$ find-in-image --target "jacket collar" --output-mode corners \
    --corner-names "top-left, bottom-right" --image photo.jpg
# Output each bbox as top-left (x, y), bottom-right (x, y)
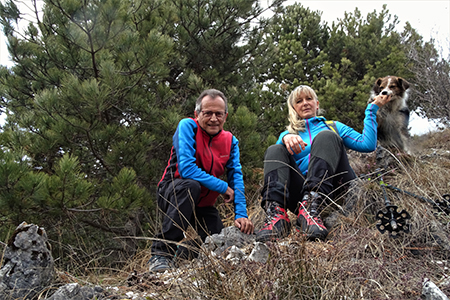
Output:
top-left (193, 118), bottom-right (222, 138)
top-left (306, 115), bottom-right (327, 123)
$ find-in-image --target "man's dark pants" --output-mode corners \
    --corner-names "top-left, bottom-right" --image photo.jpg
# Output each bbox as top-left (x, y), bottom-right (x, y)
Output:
top-left (151, 178), bottom-right (223, 258)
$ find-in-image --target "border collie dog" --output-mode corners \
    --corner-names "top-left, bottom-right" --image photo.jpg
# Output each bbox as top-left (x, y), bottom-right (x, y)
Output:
top-left (368, 76), bottom-right (410, 153)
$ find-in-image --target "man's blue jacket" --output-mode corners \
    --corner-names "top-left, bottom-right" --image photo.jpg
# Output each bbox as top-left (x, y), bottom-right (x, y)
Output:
top-left (159, 118), bottom-right (248, 220)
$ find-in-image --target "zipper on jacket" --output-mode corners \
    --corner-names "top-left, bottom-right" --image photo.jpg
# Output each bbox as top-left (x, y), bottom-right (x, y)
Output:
top-left (306, 119), bottom-right (312, 144)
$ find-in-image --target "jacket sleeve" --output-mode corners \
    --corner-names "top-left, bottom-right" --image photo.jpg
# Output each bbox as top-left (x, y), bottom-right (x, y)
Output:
top-left (336, 103), bottom-right (380, 152)
top-left (276, 131), bottom-right (290, 144)
top-left (226, 136), bottom-right (248, 219)
top-left (175, 119), bottom-right (228, 194)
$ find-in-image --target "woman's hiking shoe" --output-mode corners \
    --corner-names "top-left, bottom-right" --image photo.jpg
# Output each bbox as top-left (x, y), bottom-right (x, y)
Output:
top-left (296, 192), bottom-right (328, 241)
top-left (148, 255), bottom-right (174, 273)
top-left (256, 201), bottom-right (291, 242)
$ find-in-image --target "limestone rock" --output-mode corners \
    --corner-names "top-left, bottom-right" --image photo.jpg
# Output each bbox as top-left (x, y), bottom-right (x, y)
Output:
top-left (247, 242), bottom-right (270, 263)
top-left (0, 222), bottom-right (55, 300)
top-left (46, 283), bottom-right (104, 300)
top-left (202, 226), bottom-right (255, 256)
top-left (422, 279), bottom-right (449, 300)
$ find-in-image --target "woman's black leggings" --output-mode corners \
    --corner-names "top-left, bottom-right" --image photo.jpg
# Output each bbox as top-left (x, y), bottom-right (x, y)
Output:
top-left (260, 130), bottom-right (356, 213)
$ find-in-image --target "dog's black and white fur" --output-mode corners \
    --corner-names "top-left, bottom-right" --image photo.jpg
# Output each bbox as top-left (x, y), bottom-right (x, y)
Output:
top-left (368, 76), bottom-right (410, 153)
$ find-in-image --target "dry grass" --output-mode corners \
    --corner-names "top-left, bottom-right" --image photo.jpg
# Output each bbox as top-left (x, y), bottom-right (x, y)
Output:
top-left (48, 129), bottom-right (450, 299)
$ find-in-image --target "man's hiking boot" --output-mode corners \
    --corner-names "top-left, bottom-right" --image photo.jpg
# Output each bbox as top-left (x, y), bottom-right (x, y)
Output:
top-left (256, 201), bottom-right (291, 242)
top-left (148, 255), bottom-right (174, 273)
top-left (296, 191), bottom-right (328, 241)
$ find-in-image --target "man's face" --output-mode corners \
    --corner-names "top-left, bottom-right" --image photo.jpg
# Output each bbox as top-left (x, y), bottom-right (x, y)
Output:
top-left (194, 95), bottom-right (228, 136)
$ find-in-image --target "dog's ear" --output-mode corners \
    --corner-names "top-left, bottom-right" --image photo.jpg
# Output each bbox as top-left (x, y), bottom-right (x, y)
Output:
top-left (373, 78), bottom-right (383, 94)
top-left (398, 77), bottom-right (410, 90)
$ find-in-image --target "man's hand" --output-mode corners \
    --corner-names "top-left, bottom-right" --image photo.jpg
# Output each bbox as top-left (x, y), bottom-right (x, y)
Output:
top-left (223, 186), bottom-right (234, 203)
top-left (235, 218), bottom-right (254, 234)
top-left (283, 133), bottom-right (308, 155)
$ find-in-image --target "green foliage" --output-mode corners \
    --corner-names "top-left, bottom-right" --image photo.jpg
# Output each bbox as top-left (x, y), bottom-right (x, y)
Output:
top-left (1, 0), bottom-right (174, 184)
top-left (263, 3), bottom-right (329, 84)
top-left (44, 154), bottom-right (94, 209)
top-left (0, 147), bottom-right (46, 232)
top-left (0, 144), bottom-right (152, 269)
top-left (0, 0), bottom-right (446, 272)
top-left (160, 0), bottom-right (284, 115)
top-left (98, 167), bottom-right (147, 210)
top-left (0, 0), bottom-right (167, 269)
top-left (255, 4), bottom-right (419, 133)
top-left (316, 6), bottom-right (415, 131)
top-left (226, 105), bottom-right (264, 170)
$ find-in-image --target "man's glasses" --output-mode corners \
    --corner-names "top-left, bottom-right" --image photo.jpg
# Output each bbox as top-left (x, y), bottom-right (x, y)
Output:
top-left (201, 111), bottom-right (226, 119)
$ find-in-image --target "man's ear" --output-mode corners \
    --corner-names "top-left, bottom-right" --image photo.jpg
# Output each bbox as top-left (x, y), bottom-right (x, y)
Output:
top-left (194, 111), bottom-right (199, 119)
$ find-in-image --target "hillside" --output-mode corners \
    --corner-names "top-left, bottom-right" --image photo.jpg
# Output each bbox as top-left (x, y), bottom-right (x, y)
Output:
top-left (100, 129), bottom-right (450, 299)
top-left (3, 129), bottom-right (450, 300)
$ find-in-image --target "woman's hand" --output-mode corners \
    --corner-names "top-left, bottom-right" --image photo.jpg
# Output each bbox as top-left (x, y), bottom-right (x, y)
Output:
top-left (283, 134), bottom-right (308, 155)
top-left (372, 94), bottom-right (392, 107)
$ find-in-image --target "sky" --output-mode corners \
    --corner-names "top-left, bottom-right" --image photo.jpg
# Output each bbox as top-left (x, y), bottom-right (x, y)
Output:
top-left (1, 0), bottom-right (449, 135)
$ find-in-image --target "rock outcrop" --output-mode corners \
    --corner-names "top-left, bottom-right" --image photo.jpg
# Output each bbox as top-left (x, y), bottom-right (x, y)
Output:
top-left (0, 222), bottom-right (55, 300)
top-left (46, 283), bottom-right (105, 300)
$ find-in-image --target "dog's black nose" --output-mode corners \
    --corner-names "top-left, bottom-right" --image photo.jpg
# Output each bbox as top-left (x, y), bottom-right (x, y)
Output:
top-left (381, 90), bottom-right (392, 95)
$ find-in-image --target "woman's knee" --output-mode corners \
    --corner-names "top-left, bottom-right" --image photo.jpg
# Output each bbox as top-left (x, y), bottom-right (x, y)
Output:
top-left (310, 130), bottom-right (347, 175)
top-left (314, 130), bottom-right (340, 143)
top-left (263, 144), bottom-right (292, 175)
top-left (312, 130), bottom-right (343, 150)
top-left (264, 144), bottom-right (289, 160)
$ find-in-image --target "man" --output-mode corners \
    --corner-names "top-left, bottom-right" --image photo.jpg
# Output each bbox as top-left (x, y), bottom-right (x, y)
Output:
top-left (149, 89), bottom-right (254, 272)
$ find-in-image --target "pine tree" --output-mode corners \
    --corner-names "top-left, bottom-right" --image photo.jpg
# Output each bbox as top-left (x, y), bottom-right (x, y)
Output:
top-left (0, 0), bottom-right (173, 268)
top-left (246, 3), bottom-right (330, 140)
top-left (0, 0), bottom-right (442, 271)
top-left (157, 0), bottom-right (284, 170)
top-left (316, 5), bottom-right (414, 131)
top-left (158, 0), bottom-right (284, 115)
top-left (0, 0), bottom-right (285, 269)
top-left (262, 3), bottom-right (329, 85)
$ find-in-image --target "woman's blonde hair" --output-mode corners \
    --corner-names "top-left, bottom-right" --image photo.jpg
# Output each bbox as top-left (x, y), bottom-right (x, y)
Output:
top-left (286, 85), bottom-right (319, 134)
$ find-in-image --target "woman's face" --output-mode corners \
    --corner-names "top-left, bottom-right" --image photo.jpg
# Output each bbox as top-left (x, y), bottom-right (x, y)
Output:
top-left (293, 91), bottom-right (319, 119)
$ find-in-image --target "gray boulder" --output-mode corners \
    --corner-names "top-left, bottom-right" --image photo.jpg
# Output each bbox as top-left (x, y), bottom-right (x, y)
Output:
top-left (202, 226), bottom-right (255, 256)
top-left (0, 222), bottom-right (55, 300)
top-left (422, 279), bottom-right (449, 300)
top-left (46, 283), bottom-right (104, 300)
top-left (247, 242), bottom-right (270, 263)
top-left (201, 226), bottom-right (269, 263)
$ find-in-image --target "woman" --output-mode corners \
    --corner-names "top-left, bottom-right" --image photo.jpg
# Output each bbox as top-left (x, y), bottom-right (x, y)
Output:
top-left (256, 85), bottom-right (391, 242)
